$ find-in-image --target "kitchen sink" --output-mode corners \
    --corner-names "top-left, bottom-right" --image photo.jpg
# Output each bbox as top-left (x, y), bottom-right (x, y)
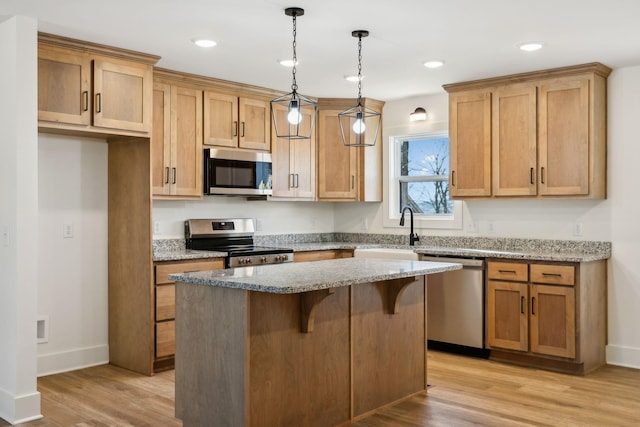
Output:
top-left (353, 247), bottom-right (419, 260)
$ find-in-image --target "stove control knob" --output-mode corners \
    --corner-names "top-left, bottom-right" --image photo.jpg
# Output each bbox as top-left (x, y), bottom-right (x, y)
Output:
top-left (246, 257), bottom-right (252, 264)
top-left (260, 256), bottom-right (268, 263)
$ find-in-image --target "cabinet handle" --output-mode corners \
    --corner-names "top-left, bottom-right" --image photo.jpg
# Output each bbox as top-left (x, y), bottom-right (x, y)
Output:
top-left (531, 297), bottom-right (536, 315)
top-left (451, 170), bottom-right (456, 187)
top-left (289, 174), bottom-right (294, 189)
top-left (351, 175), bottom-right (355, 189)
top-left (520, 296), bottom-right (525, 314)
top-left (530, 168), bottom-right (534, 185)
top-left (295, 174), bottom-right (299, 188)
top-left (165, 167), bottom-right (170, 184)
top-left (241, 122), bottom-right (246, 137)
top-left (95, 93), bottom-right (101, 113)
top-left (172, 167), bottom-right (177, 184)
top-left (498, 269), bottom-right (517, 274)
top-left (82, 91), bottom-right (89, 112)
top-left (540, 167), bottom-right (545, 184)
top-left (233, 121), bottom-right (238, 137)
top-left (542, 272), bottom-right (562, 277)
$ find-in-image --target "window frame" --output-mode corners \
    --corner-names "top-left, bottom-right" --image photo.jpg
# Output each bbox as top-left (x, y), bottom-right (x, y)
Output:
top-left (383, 131), bottom-right (463, 230)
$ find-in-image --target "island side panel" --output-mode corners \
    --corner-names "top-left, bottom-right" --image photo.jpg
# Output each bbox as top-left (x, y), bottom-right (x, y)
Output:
top-left (248, 287), bottom-right (351, 427)
top-left (351, 276), bottom-right (427, 417)
top-left (175, 283), bottom-right (249, 427)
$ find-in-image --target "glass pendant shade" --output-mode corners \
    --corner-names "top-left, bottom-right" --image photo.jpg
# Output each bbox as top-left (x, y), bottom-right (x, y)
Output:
top-left (271, 7), bottom-right (317, 140)
top-left (339, 30), bottom-right (381, 147)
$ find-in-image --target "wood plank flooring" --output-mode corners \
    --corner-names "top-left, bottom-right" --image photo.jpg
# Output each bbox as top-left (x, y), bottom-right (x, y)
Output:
top-left (2, 351), bottom-right (639, 426)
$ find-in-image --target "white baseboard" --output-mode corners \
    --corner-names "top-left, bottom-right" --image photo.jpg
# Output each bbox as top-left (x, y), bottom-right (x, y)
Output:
top-left (606, 344), bottom-right (640, 369)
top-left (37, 344), bottom-right (109, 377)
top-left (0, 388), bottom-right (42, 425)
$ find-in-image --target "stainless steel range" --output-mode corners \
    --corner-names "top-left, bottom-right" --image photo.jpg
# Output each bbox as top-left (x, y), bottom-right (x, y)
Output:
top-left (185, 218), bottom-right (294, 268)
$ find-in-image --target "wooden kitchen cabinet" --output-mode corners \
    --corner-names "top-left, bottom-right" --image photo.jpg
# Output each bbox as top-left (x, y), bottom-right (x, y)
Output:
top-left (294, 249), bottom-right (354, 263)
top-left (271, 104), bottom-right (316, 199)
top-left (204, 91), bottom-right (271, 151)
top-left (152, 82), bottom-right (203, 199)
top-left (486, 259), bottom-right (604, 374)
top-left (444, 63), bottom-right (611, 200)
top-left (153, 258), bottom-right (224, 372)
top-left (449, 90), bottom-right (492, 197)
top-left (316, 98), bottom-right (384, 202)
top-left (38, 33), bottom-right (158, 136)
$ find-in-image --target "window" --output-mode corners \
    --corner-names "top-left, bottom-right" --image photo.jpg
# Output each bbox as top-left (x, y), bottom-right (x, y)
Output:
top-left (385, 131), bottom-right (462, 230)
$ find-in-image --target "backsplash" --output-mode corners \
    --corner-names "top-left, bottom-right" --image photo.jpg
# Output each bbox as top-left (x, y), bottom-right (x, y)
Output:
top-left (154, 233), bottom-right (611, 256)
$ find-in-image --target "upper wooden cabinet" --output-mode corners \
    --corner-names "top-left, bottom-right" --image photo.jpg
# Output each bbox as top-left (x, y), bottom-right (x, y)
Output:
top-left (152, 82), bottom-right (203, 199)
top-left (444, 63), bottom-right (611, 200)
top-left (449, 91), bottom-right (492, 197)
top-left (316, 98), bottom-right (384, 202)
top-left (271, 104), bottom-right (316, 199)
top-left (38, 33), bottom-right (158, 136)
top-left (204, 91), bottom-right (271, 151)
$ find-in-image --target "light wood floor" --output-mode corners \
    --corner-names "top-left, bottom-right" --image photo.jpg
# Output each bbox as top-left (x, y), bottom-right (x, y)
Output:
top-left (2, 351), bottom-right (639, 426)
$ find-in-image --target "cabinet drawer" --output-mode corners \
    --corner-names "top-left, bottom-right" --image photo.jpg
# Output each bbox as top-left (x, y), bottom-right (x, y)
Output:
top-left (155, 321), bottom-right (175, 358)
top-left (530, 264), bottom-right (575, 286)
top-left (156, 284), bottom-right (175, 321)
top-left (487, 262), bottom-right (529, 282)
top-left (155, 259), bottom-right (224, 284)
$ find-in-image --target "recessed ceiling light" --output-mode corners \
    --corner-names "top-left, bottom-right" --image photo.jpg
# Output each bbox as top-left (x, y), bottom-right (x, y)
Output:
top-left (423, 60), bottom-right (444, 69)
top-left (279, 59), bottom-right (298, 67)
top-left (518, 42), bottom-right (544, 52)
top-left (192, 38), bottom-right (217, 48)
top-left (345, 75), bottom-right (364, 82)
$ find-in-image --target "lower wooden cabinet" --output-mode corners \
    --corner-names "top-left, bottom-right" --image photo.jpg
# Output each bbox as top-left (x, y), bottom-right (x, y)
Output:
top-left (486, 259), bottom-right (605, 374)
top-left (294, 249), bottom-right (354, 263)
top-left (153, 258), bottom-right (224, 372)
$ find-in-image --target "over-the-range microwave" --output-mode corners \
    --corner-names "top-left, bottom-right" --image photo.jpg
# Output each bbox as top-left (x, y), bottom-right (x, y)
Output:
top-left (204, 148), bottom-right (273, 196)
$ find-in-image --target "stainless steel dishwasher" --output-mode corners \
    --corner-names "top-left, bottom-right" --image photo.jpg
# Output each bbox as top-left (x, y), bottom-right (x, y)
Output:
top-left (422, 255), bottom-right (487, 355)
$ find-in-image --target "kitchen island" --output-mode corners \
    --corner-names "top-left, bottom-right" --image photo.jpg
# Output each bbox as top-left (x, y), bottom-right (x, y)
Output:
top-left (169, 257), bottom-right (461, 427)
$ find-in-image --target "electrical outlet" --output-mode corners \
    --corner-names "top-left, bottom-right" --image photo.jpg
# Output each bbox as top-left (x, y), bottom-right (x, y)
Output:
top-left (63, 222), bottom-right (74, 239)
top-left (573, 222), bottom-right (583, 237)
top-left (466, 221), bottom-right (478, 233)
top-left (2, 225), bottom-right (8, 247)
top-left (487, 221), bottom-right (496, 234)
top-left (153, 221), bottom-right (161, 234)
top-left (360, 217), bottom-right (369, 231)
top-left (310, 217), bottom-right (317, 229)
top-left (255, 218), bottom-right (263, 231)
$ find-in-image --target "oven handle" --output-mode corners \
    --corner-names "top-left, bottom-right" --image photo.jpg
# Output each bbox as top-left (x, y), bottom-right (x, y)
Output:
top-left (421, 256), bottom-right (484, 269)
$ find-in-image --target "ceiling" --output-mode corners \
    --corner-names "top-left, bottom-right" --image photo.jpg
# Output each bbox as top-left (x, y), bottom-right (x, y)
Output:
top-left (3, 0), bottom-right (640, 101)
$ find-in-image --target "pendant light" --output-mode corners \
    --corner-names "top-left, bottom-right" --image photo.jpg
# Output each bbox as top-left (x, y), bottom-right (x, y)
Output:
top-left (339, 30), bottom-right (381, 147)
top-left (271, 7), bottom-right (317, 140)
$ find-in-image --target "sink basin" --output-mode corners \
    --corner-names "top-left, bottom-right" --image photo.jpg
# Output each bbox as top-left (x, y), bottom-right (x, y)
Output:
top-left (353, 248), bottom-right (419, 260)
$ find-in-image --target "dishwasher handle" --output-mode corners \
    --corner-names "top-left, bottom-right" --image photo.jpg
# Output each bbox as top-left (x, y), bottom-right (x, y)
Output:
top-left (421, 256), bottom-right (484, 269)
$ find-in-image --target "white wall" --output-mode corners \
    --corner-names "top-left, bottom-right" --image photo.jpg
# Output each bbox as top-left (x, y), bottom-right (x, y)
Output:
top-left (335, 69), bottom-right (640, 368)
top-left (37, 134), bottom-right (109, 375)
top-left (0, 15), bottom-right (42, 425)
top-left (153, 199), bottom-right (335, 238)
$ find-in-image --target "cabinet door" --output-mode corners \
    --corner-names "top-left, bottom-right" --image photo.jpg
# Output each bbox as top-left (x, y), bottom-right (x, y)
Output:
top-left (538, 78), bottom-right (589, 196)
top-left (317, 109), bottom-right (358, 200)
top-left (493, 85), bottom-right (537, 196)
top-left (239, 97), bottom-right (271, 151)
top-left (530, 284), bottom-right (576, 358)
top-left (203, 91), bottom-right (239, 147)
top-left (151, 83), bottom-right (172, 196)
top-left (449, 91), bottom-right (492, 197)
top-left (487, 280), bottom-right (528, 351)
top-left (271, 105), bottom-right (295, 197)
top-left (291, 109), bottom-right (316, 199)
top-left (38, 46), bottom-right (91, 125)
top-left (170, 86), bottom-right (203, 197)
top-left (93, 59), bottom-right (152, 132)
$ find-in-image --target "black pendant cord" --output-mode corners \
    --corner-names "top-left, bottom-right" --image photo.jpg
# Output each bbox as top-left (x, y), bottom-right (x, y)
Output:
top-left (291, 12), bottom-right (298, 96)
top-left (356, 33), bottom-right (363, 107)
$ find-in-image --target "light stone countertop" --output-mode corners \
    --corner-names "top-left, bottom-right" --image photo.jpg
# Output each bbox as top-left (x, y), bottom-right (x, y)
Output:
top-left (168, 258), bottom-right (461, 294)
top-left (153, 249), bottom-right (227, 262)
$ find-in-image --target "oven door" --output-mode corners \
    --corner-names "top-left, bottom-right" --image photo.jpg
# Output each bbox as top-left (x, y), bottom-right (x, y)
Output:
top-left (204, 149), bottom-right (272, 196)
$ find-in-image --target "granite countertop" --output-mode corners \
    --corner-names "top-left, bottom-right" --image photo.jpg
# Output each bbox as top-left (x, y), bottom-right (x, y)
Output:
top-left (168, 258), bottom-right (461, 294)
top-left (153, 249), bottom-right (227, 262)
top-left (275, 242), bottom-right (608, 263)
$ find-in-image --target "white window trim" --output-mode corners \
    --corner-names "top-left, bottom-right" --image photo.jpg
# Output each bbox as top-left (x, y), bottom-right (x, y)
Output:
top-left (383, 132), bottom-right (463, 230)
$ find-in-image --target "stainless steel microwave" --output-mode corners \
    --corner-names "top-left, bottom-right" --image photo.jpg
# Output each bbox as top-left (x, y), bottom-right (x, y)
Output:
top-left (204, 148), bottom-right (273, 196)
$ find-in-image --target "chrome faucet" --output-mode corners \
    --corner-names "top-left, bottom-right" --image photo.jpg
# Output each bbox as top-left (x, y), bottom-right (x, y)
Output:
top-left (400, 206), bottom-right (420, 246)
